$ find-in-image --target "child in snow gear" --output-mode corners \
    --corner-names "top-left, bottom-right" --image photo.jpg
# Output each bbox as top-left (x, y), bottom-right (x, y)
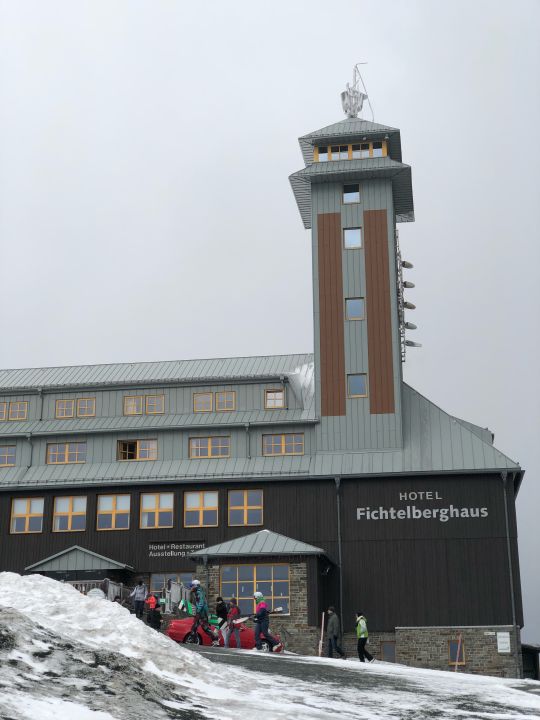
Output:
top-left (326, 606), bottom-right (346, 659)
top-left (189, 580), bottom-right (220, 645)
top-left (253, 592), bottom-right (282, 652)
top-left (147, 602), bottom-right (163, 631)
top-left (355, 611), bottom-right (374, 663)
top-left (130, 580), bottom-right (148, 619)
top-left (224, 597), bottom-right (241, 648)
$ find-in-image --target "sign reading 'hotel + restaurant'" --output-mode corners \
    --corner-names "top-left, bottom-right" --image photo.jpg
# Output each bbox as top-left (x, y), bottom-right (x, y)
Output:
top-left (148, 541), bottom-right (205, 558)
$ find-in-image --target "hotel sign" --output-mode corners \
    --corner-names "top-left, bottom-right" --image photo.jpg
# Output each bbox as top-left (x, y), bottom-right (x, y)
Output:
top-left (357, 490), bottom-right (489, 523)
top-left (148, 541), bottom-right (205, 559)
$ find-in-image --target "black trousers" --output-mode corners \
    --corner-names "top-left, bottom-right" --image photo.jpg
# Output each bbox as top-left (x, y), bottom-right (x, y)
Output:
top-left (327, 635), bottom-right (345, 658)
top-left (357, 637), bottom-right (373, 662)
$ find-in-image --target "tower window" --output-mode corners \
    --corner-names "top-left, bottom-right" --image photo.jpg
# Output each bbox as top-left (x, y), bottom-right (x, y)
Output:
top-left (317, 146), bottom-right (328, 161)
top-left (360, 143), bottom-right (370, 158)
top-left (351, 144), bottom-right (361, 159)
top-left (331, 145), bottom-right (348, 160)
top-left (343, 184), bottom-right (360, 204)
top-left (346, 298), bottom-right (365, 320)
top-left (372, 141), bottom-right (383, 157)
top-left (348, 374), bottom-right (368, 398)
top-left (344, 228), bottom-right (362, 249)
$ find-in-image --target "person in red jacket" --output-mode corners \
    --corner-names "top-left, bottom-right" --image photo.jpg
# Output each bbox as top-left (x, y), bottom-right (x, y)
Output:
top-left (224, 597), bottom-right (241, 648)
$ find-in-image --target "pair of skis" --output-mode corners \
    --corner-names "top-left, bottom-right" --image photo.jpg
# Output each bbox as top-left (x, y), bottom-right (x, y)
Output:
top-left (233, 606), bottom-right (284, 625)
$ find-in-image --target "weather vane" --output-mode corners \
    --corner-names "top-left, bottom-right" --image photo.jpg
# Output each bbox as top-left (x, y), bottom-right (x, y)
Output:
top-left (341, 63), bottom-right (374, 121)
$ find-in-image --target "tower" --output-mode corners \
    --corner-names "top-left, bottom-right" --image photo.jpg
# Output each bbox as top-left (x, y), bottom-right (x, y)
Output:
top-left (290, 72), bottom-right (414, 452)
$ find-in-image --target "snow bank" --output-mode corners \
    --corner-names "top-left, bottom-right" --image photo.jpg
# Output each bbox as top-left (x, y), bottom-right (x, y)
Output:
top-left (1, 572), bottom-right (540, 720)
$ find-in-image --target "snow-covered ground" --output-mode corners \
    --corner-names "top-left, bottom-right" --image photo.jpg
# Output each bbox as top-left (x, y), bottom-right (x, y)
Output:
top-left (0, 572), bottom-right (539, 719)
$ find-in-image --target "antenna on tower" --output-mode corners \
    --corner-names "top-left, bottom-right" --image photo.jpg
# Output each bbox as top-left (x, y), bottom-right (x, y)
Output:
top-left (341, 63), bottom-right (375, 122)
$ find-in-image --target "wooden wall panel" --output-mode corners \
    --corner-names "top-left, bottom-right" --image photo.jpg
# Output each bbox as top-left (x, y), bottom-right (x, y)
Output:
top-left (317, 212), bottom-right (346, 417)
top-left (364, 209), bottom-right (395, 414)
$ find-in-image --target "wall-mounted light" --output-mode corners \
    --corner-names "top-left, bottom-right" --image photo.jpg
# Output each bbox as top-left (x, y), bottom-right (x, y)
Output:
top-left (405, 322), bottom-right (417, 330)
top-left (403, 281), bottom-right (415, 289)
top-left (404, 301), bottom-right (416, 310)
top-left (402, 260), bottom-right (414, 269)
top-left (405, 340), bottom-right (422, 348)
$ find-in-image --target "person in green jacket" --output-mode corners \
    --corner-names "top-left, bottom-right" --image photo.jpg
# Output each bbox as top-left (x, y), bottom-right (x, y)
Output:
top-left (355, 611), bottom-right (374, 663)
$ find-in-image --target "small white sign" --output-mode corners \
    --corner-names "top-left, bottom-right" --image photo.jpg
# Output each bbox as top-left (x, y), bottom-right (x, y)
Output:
top-left (497, 631), bottom-right (511, 653)
top-left (484, 631), bottom-right (496, 636)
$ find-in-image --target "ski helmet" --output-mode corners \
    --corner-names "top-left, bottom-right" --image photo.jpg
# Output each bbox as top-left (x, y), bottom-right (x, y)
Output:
top-left (253, 591), bottom-right (263, 599)
top-left (190, 579), bottom-right (200, 588)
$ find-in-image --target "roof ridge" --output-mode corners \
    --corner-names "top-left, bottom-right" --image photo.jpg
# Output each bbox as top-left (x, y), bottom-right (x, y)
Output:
top-left (0, 352), bottom-right (314, 376)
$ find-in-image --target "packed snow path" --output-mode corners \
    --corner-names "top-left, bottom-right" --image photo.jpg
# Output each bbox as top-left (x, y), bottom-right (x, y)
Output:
top-left (0, 573), bottom-right (539, 719)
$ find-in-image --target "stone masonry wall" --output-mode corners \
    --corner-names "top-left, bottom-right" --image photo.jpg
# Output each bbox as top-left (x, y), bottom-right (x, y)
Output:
top-left (196, 561), bottom-right (320, 656)
top-left (395, 626), bottom-right (522, 678)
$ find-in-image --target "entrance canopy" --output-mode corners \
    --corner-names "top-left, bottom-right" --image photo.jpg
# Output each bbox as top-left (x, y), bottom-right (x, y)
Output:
top-left (25, 545), bottom-right (134, 573)
top-left (189, 529), bottom-right (326, 561)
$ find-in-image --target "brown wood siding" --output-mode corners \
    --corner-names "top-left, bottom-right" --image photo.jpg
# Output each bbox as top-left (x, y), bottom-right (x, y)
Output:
top-left (364, 209), bottom-right (395, 414)
top-left (317, 212), bottom-right (346, 416)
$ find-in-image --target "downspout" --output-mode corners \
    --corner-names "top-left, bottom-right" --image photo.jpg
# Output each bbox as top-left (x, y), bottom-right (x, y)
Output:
top-left (26, 433), bottom-right (34, 468)
top-left (245, 424), bottom-right (251, 459)
top-left (334, 476), bottom-right (343, 621)
top-left (501, 471), bottom-right (520, 678)
top-left (37, 388), bottom-right (44, 421)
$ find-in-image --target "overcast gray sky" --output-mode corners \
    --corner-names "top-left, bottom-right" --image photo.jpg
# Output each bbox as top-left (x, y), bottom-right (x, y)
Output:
top-left (1, 0), bottom-right (539, 641)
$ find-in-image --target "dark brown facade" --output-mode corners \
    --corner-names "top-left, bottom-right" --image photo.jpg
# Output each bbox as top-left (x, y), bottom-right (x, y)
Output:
top-left (317, 212), bottom-right (346, 417)
top-left (364, 209), bottom-right (395, 414)
top-left (0, 473), bottom-right (523, 635)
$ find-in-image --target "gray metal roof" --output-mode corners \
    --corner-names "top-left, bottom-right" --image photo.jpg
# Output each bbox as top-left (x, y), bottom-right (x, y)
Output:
top-left (298, 118), bottom-right (402, 165)
top-left (0, 353), bottom-right (313, 392)
top-left (25, 545), bottom-right (133, 572)
top-left (0, 408), bottom-right (317, 438)
top-left (190, 529), bottom-right (325, 558)
top-left (289, 157), bottom-right (414, 228)
top-left (0, 383), bottom-right (519, 491)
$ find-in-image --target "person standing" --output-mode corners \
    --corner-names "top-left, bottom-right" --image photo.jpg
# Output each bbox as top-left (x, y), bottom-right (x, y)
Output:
top-left (356, 611), bottom-right (374, 663)
top-left (224, 597), bottom-right (241, 649)
top-left (145, 593), bottom-right (157, 622)
top-left (215, 596), bottom-right (228, 641)
top-left (253, 591), bottom-right (282, 652)
top-left (326, 606), bottom-right (346, 659)
top-left (189, 579), bottom-right (220, 646)
top-left (130, 580), bottom-right (148, 619)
